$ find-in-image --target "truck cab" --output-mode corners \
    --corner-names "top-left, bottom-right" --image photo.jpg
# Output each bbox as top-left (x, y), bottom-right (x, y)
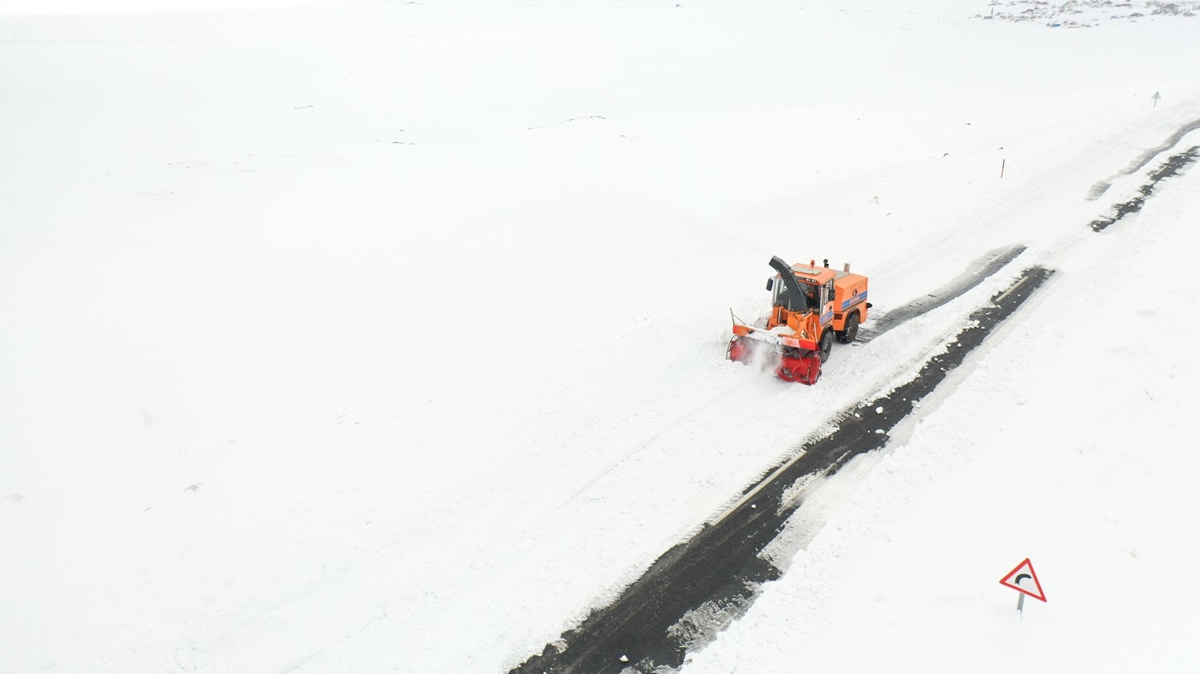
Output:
top-left (765, 258), bottom-right (869, 354)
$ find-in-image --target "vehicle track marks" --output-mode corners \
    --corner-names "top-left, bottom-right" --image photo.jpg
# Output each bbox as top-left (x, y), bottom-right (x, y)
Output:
top-left (1090, 145), bottom-right (1200, 232)
top-left (857, 244), bottom-right (1026, 343)
top-left (1089, 116), bottom-right (1200, 200)
top-left (556, 382), bottom-right (762, 510)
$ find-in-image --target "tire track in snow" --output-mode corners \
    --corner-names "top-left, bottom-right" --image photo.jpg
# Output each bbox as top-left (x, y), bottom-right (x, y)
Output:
top-left (511, 266), bottom-right (1054, 674)
top-left (1088, 116), bottom-right (1200, 200)
top-left (556, 382), bottom-right (767, 510)
top-left (857, 243), bottom-right (1026, 343)
top-left (1089, 145), bottom-right (1200, 232)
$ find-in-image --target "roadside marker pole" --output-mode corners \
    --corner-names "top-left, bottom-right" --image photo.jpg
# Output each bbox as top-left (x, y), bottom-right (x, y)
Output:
top-left (1001, 158), bottom-right (1006, 178)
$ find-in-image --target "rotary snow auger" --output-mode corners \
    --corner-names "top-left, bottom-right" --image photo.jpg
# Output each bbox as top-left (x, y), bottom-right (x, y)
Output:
top-left (727, 256), bottom-right (871, 384)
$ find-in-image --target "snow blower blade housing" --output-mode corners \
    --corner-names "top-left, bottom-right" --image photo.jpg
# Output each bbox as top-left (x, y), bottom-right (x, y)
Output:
top-left (727, 256), bottom-right (871, 384)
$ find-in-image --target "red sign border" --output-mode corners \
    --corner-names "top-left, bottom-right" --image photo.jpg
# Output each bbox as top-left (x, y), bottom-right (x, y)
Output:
top-left (999, 557), bottom-right (1046, 602)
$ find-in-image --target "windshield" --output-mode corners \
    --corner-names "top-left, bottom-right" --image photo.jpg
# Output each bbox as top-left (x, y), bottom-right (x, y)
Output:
top-left (771, 277), bottom-right (787, 306)
top-left (772, 277), bottom-right (817, 312)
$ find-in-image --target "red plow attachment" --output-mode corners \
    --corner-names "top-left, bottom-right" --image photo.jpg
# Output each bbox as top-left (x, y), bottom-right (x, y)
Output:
top-left (727, 336), bottom-right (822, 385)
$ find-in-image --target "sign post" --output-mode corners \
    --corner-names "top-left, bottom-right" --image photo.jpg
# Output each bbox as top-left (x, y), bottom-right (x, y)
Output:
top-left (999, 558), bottom-right (1046, 615)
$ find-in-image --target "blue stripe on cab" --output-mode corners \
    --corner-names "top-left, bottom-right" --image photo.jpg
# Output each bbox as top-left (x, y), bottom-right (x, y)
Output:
top-left (841, 291), bottom-right (868, 311)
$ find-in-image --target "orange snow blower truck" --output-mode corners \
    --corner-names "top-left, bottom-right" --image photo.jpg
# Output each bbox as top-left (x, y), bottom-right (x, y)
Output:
top-left (727, 256), bottom-right (871, 384)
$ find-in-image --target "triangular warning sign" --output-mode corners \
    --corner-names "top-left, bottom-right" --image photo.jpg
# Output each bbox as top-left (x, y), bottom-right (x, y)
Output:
top-left (1000, 558), bottom-right (1047, 602)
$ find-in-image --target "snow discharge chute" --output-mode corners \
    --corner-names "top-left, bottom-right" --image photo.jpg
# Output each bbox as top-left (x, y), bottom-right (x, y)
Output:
top-left (768, 255), bottom-right (809, 313)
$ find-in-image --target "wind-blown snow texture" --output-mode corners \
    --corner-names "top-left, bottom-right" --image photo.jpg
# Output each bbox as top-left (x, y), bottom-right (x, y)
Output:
top-left (2, 2), bottom-right (1199, 673)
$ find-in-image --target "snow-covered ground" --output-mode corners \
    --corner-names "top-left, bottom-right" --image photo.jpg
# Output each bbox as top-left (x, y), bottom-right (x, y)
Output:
top-left (2, 1), bottom-right (1198, 672)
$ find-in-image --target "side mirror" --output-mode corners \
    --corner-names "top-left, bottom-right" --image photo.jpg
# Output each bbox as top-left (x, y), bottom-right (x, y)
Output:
top-left (765, 278), bottom-right (774, 291)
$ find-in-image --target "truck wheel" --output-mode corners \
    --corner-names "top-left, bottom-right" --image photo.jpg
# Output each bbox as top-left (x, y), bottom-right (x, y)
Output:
top-left (817, 329), bottom-right (833, 362)
top-left (836, 311), bottom-right (860, 344)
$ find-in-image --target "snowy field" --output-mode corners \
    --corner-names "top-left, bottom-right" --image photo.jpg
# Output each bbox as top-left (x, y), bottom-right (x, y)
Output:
top-left (2, 1), bottom-right (1199, 672)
